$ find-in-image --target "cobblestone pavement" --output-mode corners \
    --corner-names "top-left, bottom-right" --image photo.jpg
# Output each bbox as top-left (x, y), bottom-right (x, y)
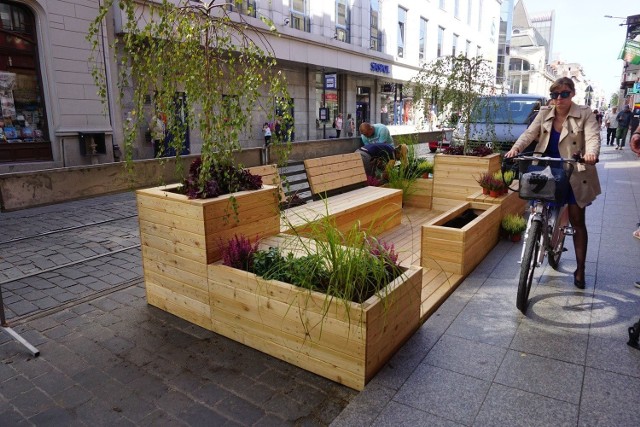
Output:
top-left (0, 193), bottom-right (356, 426)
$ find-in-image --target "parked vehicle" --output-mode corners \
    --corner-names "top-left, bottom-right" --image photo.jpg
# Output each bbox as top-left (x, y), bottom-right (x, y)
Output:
top-left (428, 128), bottom-right (453, 153)
top-left (452, 94), bottom-right (547, 151)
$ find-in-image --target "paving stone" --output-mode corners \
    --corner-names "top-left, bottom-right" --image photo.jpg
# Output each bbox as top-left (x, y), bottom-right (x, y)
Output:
top-left (8, 386), bottom-right (56, 418)
top-left (393, 363), bottom-right (490, 425)
top-left (371, 400), bottom-right (462, 427)
top-left (216, 393), bottom-right (266, 425)
top-left (494, 350), bottom-right (584, 405)
top-left (474, 383), bottom-right (578, 427)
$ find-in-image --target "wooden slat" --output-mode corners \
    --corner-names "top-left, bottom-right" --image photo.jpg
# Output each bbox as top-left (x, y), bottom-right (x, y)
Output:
top-left (304, 153), bottom-right (367, 195)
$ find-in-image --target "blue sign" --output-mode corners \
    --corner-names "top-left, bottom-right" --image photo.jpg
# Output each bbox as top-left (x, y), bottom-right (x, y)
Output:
top-left (324, 74), bottom-right (337, 89)
top-left (370, 62), bottom-right (390, 74)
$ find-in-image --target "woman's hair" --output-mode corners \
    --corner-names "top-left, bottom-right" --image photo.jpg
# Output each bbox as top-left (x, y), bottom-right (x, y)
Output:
top-left (549, 77), bottom-right (575, 93)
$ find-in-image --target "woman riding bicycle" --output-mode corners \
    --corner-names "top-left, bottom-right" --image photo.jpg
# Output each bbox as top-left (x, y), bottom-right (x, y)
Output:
top-left (505, 77), bottom-right (601, 289)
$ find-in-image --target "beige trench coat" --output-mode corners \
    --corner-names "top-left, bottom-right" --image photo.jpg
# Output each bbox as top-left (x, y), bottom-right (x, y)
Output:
top-left (511, 102), bottom-right (601, 208)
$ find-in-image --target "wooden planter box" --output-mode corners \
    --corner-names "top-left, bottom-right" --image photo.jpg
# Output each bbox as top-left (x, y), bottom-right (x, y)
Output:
top-left (432, 153), bottom-right (501, 212)
top-left (207, 235), bottom-right (423, 390)
top-left (421, 201), bottom-right (500, 276)
top-left (403, 177), bottom-right (433, 209)
top-left (136, 184), bottom-right (280, 329)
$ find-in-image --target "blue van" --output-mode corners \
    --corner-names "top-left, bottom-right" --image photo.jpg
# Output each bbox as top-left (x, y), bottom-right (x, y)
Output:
top-left (452, 94), bottom-right (547, 151)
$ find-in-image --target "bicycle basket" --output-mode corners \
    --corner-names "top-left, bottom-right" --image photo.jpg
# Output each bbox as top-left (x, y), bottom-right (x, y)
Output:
top-left (518, 160), bottom-right (571, 202)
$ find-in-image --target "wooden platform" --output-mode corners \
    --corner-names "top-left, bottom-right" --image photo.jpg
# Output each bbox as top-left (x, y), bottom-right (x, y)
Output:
top-left (375, 206), bottom-right (464, 320)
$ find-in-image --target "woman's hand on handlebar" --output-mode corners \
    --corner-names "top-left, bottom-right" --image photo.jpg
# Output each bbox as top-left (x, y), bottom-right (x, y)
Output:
top-left (582, 153), bottom-right (598, 165)
top-left (504, 148), bottom-right (519, 158)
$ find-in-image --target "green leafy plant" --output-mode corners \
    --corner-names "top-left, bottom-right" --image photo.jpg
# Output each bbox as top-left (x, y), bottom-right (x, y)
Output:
top-left (88, 0), bottom-right (291, 190)
top-left (385, 146), bottom-right (428, 201)
top-left (501, 213), bottom-right (526, 235)
top-left (494, 170), bottom-right (515, 188)
top-left (411, 54), bottom-right (496, 154)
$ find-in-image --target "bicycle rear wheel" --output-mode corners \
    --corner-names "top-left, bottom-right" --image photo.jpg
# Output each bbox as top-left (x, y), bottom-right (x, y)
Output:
top-left (517, 220), bottom-right (541, 314)
top-left (548, 206), bottom-right (568, 270)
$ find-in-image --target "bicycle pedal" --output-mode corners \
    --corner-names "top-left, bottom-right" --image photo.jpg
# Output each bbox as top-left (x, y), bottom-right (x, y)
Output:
top-left (562, 227), bottom-right (575, 236)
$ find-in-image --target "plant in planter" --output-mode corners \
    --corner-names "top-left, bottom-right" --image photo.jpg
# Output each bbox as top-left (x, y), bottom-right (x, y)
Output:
top-left (476, 172), bottom-right (493, 195)
top-left (493, 170), bottom-right (514, 194)
top-left (411, 54), bottom-right (496, 154)
top-left (488, 176), bottom-right (506, 198)
top-left (501, 213), bottom-right (527, 241)
top-left (88, 0), bottom-right (292, 183)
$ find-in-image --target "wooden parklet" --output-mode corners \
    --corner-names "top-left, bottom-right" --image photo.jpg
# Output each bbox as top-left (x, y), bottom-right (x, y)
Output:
top-left (207, 235), bottom-right (423, 390)
top-left (137, 184), bottom-right (280, 329)
top-left (421, 202), bottom-right (501, 276)
top-left (403, 177), bottom-right (433, 209)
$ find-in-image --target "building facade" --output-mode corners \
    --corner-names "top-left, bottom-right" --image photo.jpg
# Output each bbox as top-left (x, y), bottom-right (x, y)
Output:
top-left (0, 0), bottom-right (501, 173)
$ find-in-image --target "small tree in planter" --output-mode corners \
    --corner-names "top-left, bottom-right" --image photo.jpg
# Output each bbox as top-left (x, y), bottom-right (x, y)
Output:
top-left (411, 54), bottom-right (496, 155)
top-left (88, 0), bottom-right (292, 189)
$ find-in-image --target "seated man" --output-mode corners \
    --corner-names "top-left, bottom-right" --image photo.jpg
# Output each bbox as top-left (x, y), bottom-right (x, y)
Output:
top-left (357, 143), bottom-right (407, 177)
top-left (359, 122), bottom-right (394, 146)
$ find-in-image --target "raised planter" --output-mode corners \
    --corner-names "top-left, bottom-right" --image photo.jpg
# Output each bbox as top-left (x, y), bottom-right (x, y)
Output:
top-left (207, 235), bottom-right (423, 390)
top-left (403, 177), bottom-right (433, 209)
top-left (136, 184), bottom-right (281, 329)
top-left (466, 180), bottom-right (527, 218)
top-left (431, 153), bottom-right (501, 211)
top-left (421, 201), bottom-right (500, 276)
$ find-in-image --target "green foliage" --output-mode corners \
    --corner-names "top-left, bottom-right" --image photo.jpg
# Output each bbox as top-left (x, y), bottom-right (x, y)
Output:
top-left (385, 146), bottom-right (431, 201)
top-left (88, 0), bottom-right (291, 186)
top-left (494, 170), bottom-right (515, 187)
top-left (501, 213), bottom-right (526, 234)
top-left (411, 54), bottom-right (496, 154)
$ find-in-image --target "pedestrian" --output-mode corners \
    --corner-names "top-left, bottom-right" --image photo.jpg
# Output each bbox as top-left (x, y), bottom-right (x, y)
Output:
top-left (603, 106), bottom-right (618, 146)
top-left (148, 113), bottom-right (165, 157)
top-left (615, 105), bottom-right (633, 150)
top-left (505, 77), bottom-right (601, 289)
top-left (359, 122), bottom-right (394, 146)
top-left (593, 109), bottom-right (603, 127)
top-left (335, 113), bottom-right (343, 138)
top-left (356, 142), bottom-right (408, 177)
top-left (262, 122), bottom-right (271, 147)
top-left (346, 113), bottom-right (355, 137)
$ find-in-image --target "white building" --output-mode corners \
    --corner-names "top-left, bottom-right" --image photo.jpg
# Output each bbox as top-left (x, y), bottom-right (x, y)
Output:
top-left (0, 0), bottom-right (501, 173)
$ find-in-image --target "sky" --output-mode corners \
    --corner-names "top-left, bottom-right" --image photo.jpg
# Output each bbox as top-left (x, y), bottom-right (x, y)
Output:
top-left (522, 0), bottom-right (639, 96)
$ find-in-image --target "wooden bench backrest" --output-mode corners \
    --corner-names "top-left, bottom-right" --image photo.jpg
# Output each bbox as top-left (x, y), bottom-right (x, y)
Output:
top-left (246, 164), bottom-right (286, 201)
top-left (304, 152), bottom-right (367, 198)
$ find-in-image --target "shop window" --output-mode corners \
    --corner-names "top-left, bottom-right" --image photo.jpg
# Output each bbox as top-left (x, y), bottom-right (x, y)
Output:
top-left (0, 1), bottom-right (51, 161)
top-left (226, 0), bottom-right (256, 18)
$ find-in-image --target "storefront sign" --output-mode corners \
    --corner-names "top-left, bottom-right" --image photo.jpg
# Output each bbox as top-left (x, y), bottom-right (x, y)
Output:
top-left (324, 73), bottom-right (337, 89)
top-left (322, 93), bottom-right (338, 102)
top-left (370, 62), bottom-right (390, 74)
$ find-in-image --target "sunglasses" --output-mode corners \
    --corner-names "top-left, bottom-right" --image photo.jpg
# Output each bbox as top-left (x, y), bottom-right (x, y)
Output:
top-left (550, 91), bottom-right (571, 99)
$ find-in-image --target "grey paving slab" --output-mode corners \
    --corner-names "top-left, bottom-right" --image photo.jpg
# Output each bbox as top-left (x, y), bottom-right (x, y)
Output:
top-left (494, 349), bottom-right (584, 404)
top-left (393, 363), bottom-right (491, 425)
top-left (579, 367), bottom-right (640, 427)
top-left (473, 383), bottom-right (578, 427)
top-left (371, 400), bottom-right (464, 427)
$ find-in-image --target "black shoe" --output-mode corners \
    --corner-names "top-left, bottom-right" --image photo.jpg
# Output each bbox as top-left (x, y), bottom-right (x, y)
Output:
top-left (574, 271), bottom-right (585, 289)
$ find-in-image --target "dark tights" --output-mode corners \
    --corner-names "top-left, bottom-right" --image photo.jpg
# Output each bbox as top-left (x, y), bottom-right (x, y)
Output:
top-left (568, 204), bottom-right (587, 282)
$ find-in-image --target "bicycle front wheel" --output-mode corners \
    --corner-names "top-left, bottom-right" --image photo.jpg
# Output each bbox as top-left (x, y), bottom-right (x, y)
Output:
top-left (517, 220), bottom-right (541, 314)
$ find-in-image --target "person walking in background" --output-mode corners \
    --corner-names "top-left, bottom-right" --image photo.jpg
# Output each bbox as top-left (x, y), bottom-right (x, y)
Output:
top-left (603, 106), bottom-right (618, 146)
top-left (262, 122), bottom-right (271, 147)
top-left (346, 113), bottom-right (355, 137)
top-left (615, 105), bottom-right (633, 150)
top-left (594, 109), bottom-right (603, 128)
top-left (335, 113), bottom-right (343, 138)
top-left (505, 77), bottom-right (601, 289)
top-left (359, 122), bottom-right (394, 146)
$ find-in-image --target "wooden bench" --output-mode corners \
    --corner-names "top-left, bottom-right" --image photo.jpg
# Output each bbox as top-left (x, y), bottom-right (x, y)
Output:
top-left (245, 164), bottom-right (286, 202)
top-left (281, 153), bottom-right (403, 235)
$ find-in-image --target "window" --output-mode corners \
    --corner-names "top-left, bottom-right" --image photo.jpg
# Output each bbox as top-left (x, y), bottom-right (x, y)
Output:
top-left (478, 0), bottom-right (483, 31)
top-left (419, 18), bottom-right (428, 62)
top-left (467, 0), bottom-right (472, 25)
top-left (336, 0), bottom-right (350, 43)
top-left (437, 26), bottom-right (445, 57)
top-left (397, 7), bottom-right (407, 58)
top-left (439, 0), bottom-right (446, 10)
top-left (226, 0), bottom-right (256, 18)
top-left (370, 0), bottom-right (381, 51)
top-left (0, 1), bottom-right (51, 161)
top-left (290, 0), bottom-right (310, 32)
top-left (454, 0), bottom-right (460, 18)
top-left (452, 33), bottom-right (458, 56)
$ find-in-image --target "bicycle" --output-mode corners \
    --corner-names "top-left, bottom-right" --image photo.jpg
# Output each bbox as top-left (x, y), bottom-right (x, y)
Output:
top-left (502, 153), bottom-right (580, 314)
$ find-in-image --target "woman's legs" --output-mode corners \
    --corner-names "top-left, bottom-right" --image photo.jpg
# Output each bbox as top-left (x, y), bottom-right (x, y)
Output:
top-left (568, 204), bottom-right (587, 282)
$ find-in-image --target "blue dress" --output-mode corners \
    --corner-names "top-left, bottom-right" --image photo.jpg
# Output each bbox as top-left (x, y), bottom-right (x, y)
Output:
top-left (544, 127), bottom-right (576, 205)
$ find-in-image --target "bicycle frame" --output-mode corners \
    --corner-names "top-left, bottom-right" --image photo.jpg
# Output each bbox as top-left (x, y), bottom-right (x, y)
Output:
top-left (519, 200), bottom-right (562, 267)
